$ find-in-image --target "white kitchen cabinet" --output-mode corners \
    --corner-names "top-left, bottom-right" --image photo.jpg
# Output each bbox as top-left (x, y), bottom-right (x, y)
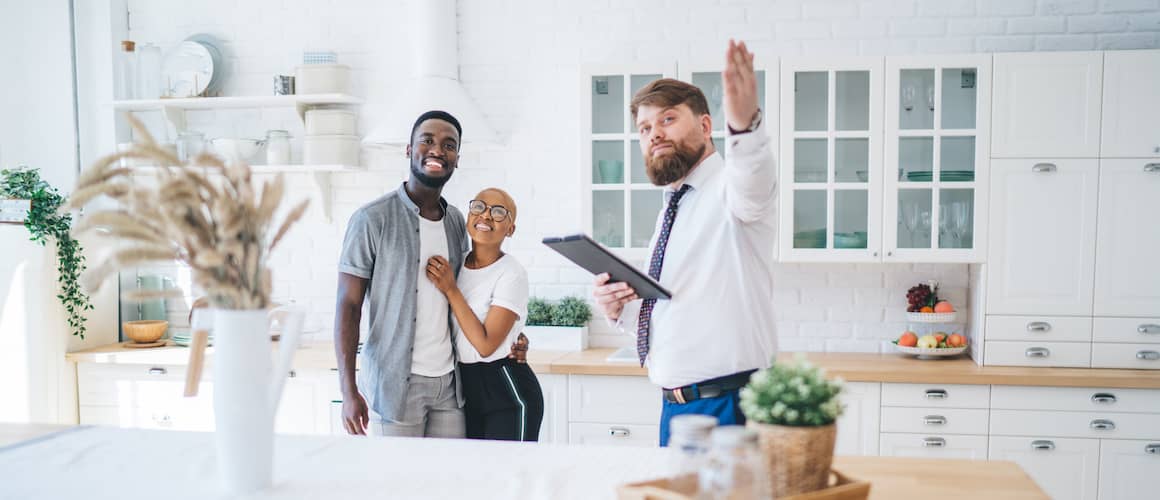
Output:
top-left (1093, 160), bottom-right (1160, 317)
top-left (991, 52), bottom-right (1103, 158)
top-left (879, 407), bottom-right (989, 435)
top-left (1100, 49), bottom-right (1160, 158)
top-left (988, 436), bottom-right (1100, 500)
top-left (1093, 317), bottom-right (1160, 344)
top-left (1091, 343), bottom-right (1160, 370)
top-left (568, 374), bottom-right (661, 425)
top-left (984, 315), bottom-right (1092, 342)
top-left (881, 383), bottom-right (991, 409)
top-left (984, 340), bottom-right (1092, 368)
top-left (537, 373), bottom-right (568, 445)
top-left (990, 410), bottom-right (1160, 441)
top-left (834, 382), bottom-right (880, 456)
top-left (883, 54), bottom-right (991, 263)
top-left (991, 386), bottom-right (1160, 414)
top-left (1097, 439), bottom-right (1160, 500)
top-left (986, 159), bottom-right (1099, 316)
top-left (778, 57), bottom-right (884, 262)
top-left (568, 422), bottom-right (659, 447)
top-left (879, 433), bottom-right (988, 459)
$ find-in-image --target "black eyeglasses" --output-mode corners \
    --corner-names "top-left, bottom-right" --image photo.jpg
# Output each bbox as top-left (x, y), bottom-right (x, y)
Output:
top-left (467, 199), bottom-right (510, 222)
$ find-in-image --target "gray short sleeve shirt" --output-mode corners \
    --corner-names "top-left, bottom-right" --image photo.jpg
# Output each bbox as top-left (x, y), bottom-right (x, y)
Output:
top-left (339, 183), bottom-right (468, 421)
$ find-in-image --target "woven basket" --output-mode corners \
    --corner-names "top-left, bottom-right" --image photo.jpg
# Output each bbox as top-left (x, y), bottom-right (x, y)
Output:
top-left (748, 422), bottom-right (837, 497)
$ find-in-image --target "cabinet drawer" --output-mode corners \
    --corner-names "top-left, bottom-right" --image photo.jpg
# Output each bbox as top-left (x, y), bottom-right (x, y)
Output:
top-left (881, 383), bottom-right (989, 409)
top-left (985, 315), bottom-right (1092, 342)
top-left (79, 402), bottom-right (214, 431)
top-left (988, 436), bottom-right (1100, 500)
top-left (1092, 343), bottom-right (1160, 370)
top-left (1098, 439), bottom-right (1160, 500)
top-left (1093, 317), bottom-right (1160, 343)
top-left (990, 410), bottom-right (1160, 440)
top-left (879, 433), bottom-right (988, 460)
top-left (984, 341), bottom-right (1091, 368)
top-left (568, 423), bottom-right (659, 447)
top-left (568, 375), bottom-right (661, 425)
top-left (77, 363), bottom-right (191, 406)
top-left (991, 386), bottom-right (1160, 413)
top-left (880, 407), bottom-right (989, 435)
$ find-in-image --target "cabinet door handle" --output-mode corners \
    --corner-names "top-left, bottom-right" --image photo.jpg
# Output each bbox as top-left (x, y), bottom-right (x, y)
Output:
top-left (147, 367), bottom-right (167, 375)
top-left (1030, 440), bottom-right (1055, 451)
top-left (1090, 419), bottom-right (1116, 431)
top-left (288, 370), bottom-right (297, 378)
top-left (1144, 163), bottom-right (1160, 173)
top-left (923, 437), bottom-right (946, 447)
top-left (1136, 350), bottom-right (1160, 361)
top-left (924, 389), bottom-right (948, 400)
top-left (923, 415), bottom-right (947, 425)
top-left (1026, 322), bottom-right (1052, 333)
top-left (1146, 444), bottom-right (1160, 455)
top-left (609, 427), bottom-right (630, 438)
top-left (1138, 324), bottom-right (1160, 335)
top-left (1025, 347), bottom-right (1050, 358)
top-left (1032, 163), bottom-right (1057, 173)
top-left (1090, 393), bottom-right (1117, 404)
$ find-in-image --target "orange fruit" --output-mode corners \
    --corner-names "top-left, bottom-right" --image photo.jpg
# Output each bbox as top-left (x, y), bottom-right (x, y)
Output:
top-left (934, 301), bottom-right (955, 313)
top-left (920, 306), bottom-right (934, 313)
top-left (934, 332), bottom-right (947, 343)
top-left (898, 332), bottom-right (918, 347)
top-left (947, 333), bottom-right (966, 347)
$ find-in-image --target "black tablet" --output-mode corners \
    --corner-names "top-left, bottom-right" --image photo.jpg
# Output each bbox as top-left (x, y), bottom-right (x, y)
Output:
top-left (542, 233), bottom-right (673, 300)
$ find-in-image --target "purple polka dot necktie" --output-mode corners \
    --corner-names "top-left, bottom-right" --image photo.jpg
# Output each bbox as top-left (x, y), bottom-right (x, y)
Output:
top-left (636, 184), bottom-right (692, 367)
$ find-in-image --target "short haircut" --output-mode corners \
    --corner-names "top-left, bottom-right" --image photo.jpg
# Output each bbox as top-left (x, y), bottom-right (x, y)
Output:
top-left (410, 110), bottom-right (463, 145)
top-left (476, 187), bottom-right (517, 222)
top-left (629, 78), bottom-right (711, 124)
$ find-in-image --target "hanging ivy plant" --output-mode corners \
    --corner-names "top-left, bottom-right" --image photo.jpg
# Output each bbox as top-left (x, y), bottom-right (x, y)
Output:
top-left (1, 167), bottom-right (93, 338)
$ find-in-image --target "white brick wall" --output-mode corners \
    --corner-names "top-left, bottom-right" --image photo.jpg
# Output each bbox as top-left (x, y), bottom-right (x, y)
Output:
top-left (123, 0), bottom-right (1159, 350)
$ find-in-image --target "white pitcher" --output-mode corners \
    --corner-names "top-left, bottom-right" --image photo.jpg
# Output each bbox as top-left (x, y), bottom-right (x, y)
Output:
top-left (210, 305), bottom-right (305, 494)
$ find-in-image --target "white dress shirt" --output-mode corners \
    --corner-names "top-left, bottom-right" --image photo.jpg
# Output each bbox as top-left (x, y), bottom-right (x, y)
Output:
top-left (618, 120), bottom-right (779, 389)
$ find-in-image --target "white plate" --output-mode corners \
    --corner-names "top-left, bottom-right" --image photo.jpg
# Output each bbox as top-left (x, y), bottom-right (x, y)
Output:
top-left (162, 34), bottom-right (223, 98)
top-left (895, 344), bottom-right (968, 359)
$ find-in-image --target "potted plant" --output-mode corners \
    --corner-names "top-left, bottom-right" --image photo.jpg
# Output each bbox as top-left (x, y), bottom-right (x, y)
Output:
top-left (522, 296), bottom-right (592, 351)
top-left (740, 356), bottom-right (845, 497)
top-left (63, 115), bottom-right (310, 494)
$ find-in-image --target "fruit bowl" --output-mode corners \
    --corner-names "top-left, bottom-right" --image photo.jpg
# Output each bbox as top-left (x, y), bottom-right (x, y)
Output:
top-left (894, 344), bottom-right (968, 359)
top-left (123, 320), bottom-right (168, 343)
top-left (906, 311), bottom-right (957, 323)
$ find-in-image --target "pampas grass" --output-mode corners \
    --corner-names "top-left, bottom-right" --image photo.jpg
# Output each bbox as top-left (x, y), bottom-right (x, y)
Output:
top-left (63, 114), bottom-right (309, 310)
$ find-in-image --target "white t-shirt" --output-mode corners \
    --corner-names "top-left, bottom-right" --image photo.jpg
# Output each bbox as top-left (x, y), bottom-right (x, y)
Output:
top-left (453, 254), bottom-right (529, 364)
top-left (411, 216), bottom-right (455, 377)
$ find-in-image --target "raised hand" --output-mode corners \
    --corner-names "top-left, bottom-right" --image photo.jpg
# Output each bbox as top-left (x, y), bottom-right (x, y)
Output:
top-left (722, 39), bottom-right (759, 133)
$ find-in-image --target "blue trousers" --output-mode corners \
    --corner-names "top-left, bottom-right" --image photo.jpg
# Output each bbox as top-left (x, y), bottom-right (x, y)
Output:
top-left (659, 388), bottom-right (746, 447)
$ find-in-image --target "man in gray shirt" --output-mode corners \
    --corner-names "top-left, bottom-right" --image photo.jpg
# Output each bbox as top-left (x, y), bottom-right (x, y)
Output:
top-left (334, 111), bottom-right (525, 437)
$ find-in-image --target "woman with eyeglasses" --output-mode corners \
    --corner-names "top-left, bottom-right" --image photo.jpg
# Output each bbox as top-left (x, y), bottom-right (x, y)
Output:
top-left (424, 188), bottom-right (543, 441)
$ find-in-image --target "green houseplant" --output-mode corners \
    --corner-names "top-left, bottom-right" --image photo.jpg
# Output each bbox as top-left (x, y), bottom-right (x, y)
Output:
top-left (740, 356), bottom-right (845, 497)
top-left (1, 167), bottom-right (93, 338)
top-left (523, 296), bottom-right (591, 351)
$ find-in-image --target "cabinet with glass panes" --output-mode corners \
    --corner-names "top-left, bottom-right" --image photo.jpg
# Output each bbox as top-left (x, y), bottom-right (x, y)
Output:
top-left (883, 55), bottom-right (991, 262)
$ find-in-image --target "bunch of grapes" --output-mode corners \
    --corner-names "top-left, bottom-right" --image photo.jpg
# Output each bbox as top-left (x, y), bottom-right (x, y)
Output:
top-left (906, 283), bottom-right (935, 312)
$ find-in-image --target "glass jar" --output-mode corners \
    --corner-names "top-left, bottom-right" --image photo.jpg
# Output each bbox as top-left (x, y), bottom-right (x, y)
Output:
top-left (265, 130), bottom-right (291, 165)
top-left (136, 43), bottom-right (162, 100)
top-left (698, 426), bottom-right (769, 500)
top-left (118, 40), bottom-right (137, 100)
top-left (176, 131), bottom-right (205, 162)
top-left (668, 414), bottom-right (718, 477)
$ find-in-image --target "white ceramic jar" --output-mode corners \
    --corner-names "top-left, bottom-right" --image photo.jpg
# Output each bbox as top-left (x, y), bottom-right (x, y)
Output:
top-left (304, 109), bottom-right (358, 136)
top-left (294, 64), bottom-right (350, 94)
top-left (303, 135), bottom-right (359, 166)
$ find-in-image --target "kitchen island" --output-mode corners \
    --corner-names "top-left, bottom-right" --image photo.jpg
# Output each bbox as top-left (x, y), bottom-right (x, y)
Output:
top-left (0, 423), bottom-right (1045, 499)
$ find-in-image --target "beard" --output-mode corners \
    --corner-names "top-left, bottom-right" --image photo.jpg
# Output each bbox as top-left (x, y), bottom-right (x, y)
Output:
top-left (410, 157), bottom-right (455, 188)
top-left (645, 137), bottom-right (706, 186)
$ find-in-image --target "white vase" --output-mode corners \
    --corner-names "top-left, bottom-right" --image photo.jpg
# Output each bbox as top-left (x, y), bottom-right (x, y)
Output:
top-left (211, 306), bottom-right (304, 495)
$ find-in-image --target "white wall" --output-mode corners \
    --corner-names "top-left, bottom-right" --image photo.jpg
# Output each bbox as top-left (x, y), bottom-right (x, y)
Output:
top-left (112, 0), bottom-right (1159, 351)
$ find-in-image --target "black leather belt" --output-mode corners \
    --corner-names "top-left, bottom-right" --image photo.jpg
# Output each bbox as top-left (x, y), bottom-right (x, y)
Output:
top-left (662, 369), bottom-right (758, 404)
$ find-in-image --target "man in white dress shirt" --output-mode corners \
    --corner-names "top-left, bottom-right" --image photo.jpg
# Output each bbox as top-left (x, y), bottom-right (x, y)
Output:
top-left (593, 40), bottom-right (778, 446)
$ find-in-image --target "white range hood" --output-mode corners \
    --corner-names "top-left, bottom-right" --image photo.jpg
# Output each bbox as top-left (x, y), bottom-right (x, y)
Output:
top-left (362, 0), bottom-right (499, 150)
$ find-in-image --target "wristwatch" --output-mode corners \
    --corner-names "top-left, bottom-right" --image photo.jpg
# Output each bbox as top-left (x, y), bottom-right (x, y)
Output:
top-left (728, 108), bottom-right (763, 135)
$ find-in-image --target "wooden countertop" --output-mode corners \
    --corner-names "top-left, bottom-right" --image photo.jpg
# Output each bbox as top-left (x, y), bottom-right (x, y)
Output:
top-left (68, 343), bottom-right (1160, 389)
top-left (0, 423), bottom-right (1045, 499)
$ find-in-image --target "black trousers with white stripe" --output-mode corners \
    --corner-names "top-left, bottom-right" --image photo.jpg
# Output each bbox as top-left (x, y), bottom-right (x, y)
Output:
top-left (458, 358), bottom-right (544, 441)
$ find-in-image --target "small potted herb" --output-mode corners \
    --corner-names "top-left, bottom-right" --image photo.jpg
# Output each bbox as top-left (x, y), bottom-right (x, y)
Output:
top-left (522, 296), bottom-right (592, 351)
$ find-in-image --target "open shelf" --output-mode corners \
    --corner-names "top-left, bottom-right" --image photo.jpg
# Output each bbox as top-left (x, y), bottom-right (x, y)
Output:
top-left (112, 94), bottom-right (362, 112)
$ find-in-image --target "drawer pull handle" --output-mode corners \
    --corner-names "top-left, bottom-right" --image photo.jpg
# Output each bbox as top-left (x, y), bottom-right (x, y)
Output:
top-left (147, 367), bottom-right (167, 375)
top-left (924, 389), bottom-right (948, 400)
top-left (923, 415), bottom-right (947, 426)
top-left (1025, 347), bottom-right (1050, 358)
top-left (923, 437), bottom-right (946, 448)
top-left (288, 370), bottom-right (297, 378)
top-left (1146, 444), bottom-right (1160, 455)
top-left (1139, 324), bottom-right (1160, 335)
top-left (1136, 350), bottom-right (1160, 361)
top-left (1090, 393), bottom-right (1117, 404)
top-left (1090, 419), bottom-right (1116, 431)
top-left (1026, 322), bottom-right (1052, 333)
top-left (1144, 163), bottom-right (1160, 173)
top-left (609, 427), bottom-right (630, 438)
top-left (1030, 440), bottom-right (1055, 451)
top-left (1032, 163), bottom-right (1057, 173)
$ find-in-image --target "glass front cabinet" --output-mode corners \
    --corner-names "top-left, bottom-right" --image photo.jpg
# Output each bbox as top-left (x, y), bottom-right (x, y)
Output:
top-left (779, 57), bottom-right (884, 262)
top-left (883, 55), bottom-right (991, 262)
